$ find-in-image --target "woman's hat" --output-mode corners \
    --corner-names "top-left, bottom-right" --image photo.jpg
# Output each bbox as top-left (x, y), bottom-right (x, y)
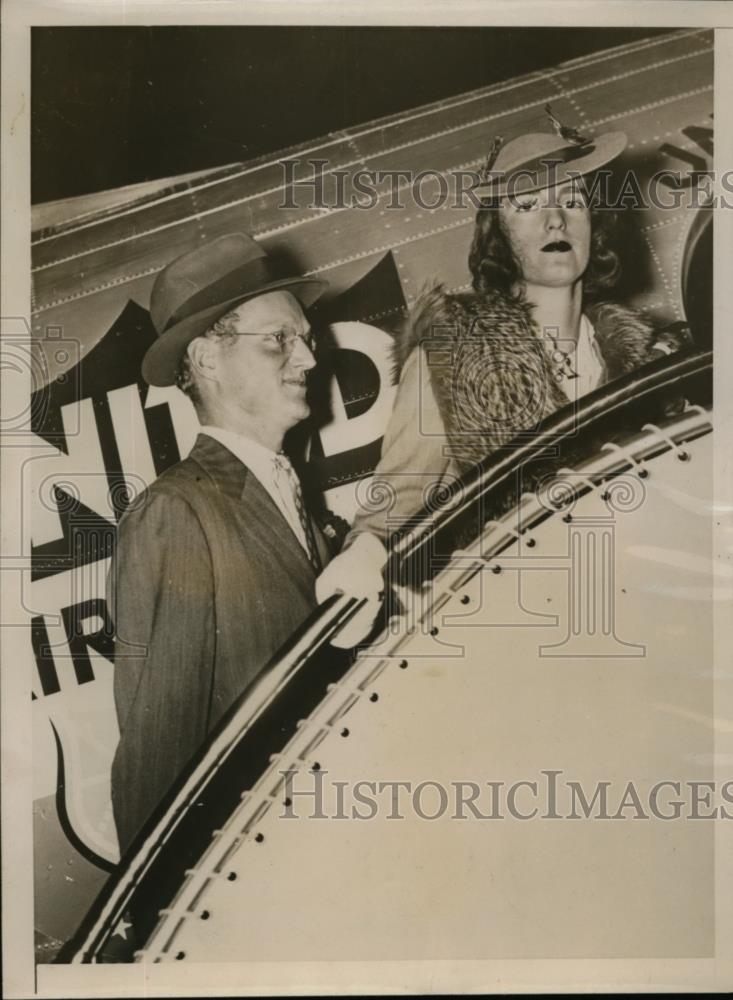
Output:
top-left (142, 232), bottom-right (327, 387)
top-left (475, 105), bottom-right (627, 201)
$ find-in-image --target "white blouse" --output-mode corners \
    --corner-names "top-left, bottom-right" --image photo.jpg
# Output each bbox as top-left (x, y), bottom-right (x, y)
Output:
top-left (550, 314), bottom-right (606, 402)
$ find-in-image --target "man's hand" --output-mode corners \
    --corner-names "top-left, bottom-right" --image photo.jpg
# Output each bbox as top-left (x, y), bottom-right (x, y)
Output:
top-left (316, 532), bottom-right (388, 649)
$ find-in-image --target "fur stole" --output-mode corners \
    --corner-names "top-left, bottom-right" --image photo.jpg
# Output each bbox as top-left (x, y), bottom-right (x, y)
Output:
top-left (393, 285), bottom-right (692, 470)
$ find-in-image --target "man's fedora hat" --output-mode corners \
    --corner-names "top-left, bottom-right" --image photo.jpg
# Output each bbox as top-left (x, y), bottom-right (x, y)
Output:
top-left (475, 108), bottom-right (627, 202)
top-left (142, 232), bottom-right (327, 386)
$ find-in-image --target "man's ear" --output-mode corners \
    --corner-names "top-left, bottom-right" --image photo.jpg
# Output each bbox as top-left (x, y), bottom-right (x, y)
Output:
top-left (188, 336), bottom-right (219, 383)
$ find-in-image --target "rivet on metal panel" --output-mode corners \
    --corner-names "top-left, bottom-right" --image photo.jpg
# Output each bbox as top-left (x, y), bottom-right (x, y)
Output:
top-left (200, 910), bottom-right (210, 921)
top-left (340, 728), bottom-right (350, 737)
top-left (641, 421), bottom-right (693, 462)
top-left (255, 833), bottom-right (265, 843)
top-left (399, 660), bottom-right (408, 670)
top-left (369, 693), bottom-right (379, 702)
top-left (491, 565), bottom-right (502, 575)
top-left (460, 595), bottom-right (470, 604)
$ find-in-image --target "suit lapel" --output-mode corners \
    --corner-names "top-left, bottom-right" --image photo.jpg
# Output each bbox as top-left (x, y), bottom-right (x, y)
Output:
top-left (188, 434), bottom-right (249, 498)
top-left (190, 433), bottom-right (321, 580)
top-left (239, 471), bottom-right (317, 581)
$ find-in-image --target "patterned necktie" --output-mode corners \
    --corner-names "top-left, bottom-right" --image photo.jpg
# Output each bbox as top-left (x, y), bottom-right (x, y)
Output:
top-left (272, 454), bottom-right (322, 572)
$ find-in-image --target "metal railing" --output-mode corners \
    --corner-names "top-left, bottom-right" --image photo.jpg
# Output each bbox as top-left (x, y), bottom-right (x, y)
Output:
top-left (68, 348), bottom-right (712, 962)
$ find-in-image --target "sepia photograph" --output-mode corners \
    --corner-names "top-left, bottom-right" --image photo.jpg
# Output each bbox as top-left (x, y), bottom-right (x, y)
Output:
top-left (2, 1), bottom-right (731, 995)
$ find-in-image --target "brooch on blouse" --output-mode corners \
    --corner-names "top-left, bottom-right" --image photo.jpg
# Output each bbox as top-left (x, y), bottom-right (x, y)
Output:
top-left (547, 332), bottom-right (579, 383)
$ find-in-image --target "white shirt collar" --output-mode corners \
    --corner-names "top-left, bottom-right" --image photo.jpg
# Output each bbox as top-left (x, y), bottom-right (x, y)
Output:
top-left (199, 425), bottom-right (282, 483)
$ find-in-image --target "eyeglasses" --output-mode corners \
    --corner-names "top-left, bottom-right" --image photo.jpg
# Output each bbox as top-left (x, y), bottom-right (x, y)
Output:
top-left (229, 327), bottom-right (317, 356)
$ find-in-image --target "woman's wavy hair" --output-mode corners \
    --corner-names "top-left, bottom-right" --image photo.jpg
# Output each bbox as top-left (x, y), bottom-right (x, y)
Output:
top-left (468, 191), bottom-right (622, 303)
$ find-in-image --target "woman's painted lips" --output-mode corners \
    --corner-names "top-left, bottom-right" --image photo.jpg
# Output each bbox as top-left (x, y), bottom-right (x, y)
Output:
top-left (541, 240), bottom-right (572, 253)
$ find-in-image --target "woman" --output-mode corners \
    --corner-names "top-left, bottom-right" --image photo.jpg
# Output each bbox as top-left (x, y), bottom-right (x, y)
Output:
top-left (317, 114), bottom-right (691, 642)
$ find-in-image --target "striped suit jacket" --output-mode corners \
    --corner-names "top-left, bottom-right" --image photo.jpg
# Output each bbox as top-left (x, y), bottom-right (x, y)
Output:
top-left (109, 434), bottom-right (328, 855)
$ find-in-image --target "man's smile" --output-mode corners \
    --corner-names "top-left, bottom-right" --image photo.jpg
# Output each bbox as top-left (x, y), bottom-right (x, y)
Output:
top-left (283, 377), bottom-right (307, 392)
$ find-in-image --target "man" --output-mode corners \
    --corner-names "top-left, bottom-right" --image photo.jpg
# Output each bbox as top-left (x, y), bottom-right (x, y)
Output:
top-left (110, 232), bottom-right (330, 855)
